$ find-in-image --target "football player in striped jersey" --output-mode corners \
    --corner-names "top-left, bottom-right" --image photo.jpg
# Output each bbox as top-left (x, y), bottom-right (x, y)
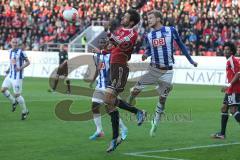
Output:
top-left (128, 10), bottom-right (198, 136)
top-left (1, 38), bottom-right (30, 120)
top-left (89, 39), bottom-right (128, 141)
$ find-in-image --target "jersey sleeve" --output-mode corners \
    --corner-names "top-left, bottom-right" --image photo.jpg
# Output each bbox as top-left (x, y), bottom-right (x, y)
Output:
top-left (171, 27), bottom-right (194, 64)
top-left (20, 50), bottom-right (28, 60)
top-left (234, 58), bottom-right (240, 73)
top-left (144, 35), bottom-right (151, 56)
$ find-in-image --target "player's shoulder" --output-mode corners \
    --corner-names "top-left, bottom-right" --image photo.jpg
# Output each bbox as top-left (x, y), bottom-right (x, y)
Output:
top-left (232, 56), bottom-right (240, 64)
top-left (167, 26), bottom-right (178, 33)
top-left (19, 48), bottom-right (27, 56)
top-left (226, 56), bottom-right (239, 66)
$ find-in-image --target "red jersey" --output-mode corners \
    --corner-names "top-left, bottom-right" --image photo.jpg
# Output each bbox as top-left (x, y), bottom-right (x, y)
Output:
top-left (108, 27), bottom-right (138, 64)
top-left (226, 56), bottom-right (240, 94)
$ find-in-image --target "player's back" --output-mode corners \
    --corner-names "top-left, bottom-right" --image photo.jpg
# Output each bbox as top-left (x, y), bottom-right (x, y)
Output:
top-left (8, 48), bottom-right (27, 80)
top-left (146, 26), bottom-right (176, 67)
top-left (95, 53), bottom-right (111, 90)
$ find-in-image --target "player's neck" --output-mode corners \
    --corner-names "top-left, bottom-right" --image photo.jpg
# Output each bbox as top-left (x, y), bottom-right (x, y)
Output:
top-left (12, 48), bottom-right (19, 51)
top-left (154, 23), bottom-right (162, 30)
top-left (122, 26), bottom-right (133, 30)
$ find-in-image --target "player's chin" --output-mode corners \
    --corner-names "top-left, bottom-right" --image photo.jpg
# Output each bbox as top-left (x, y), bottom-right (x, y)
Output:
top-left (148, 24), bottom-right (154, 28)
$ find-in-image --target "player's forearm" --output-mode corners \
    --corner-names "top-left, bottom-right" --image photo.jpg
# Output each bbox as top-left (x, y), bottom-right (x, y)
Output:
top-left (145, 46), bottom-right (151, 57)
top-left (177, 40), bottom-right (194, 64)
top-left (21, 60), bottom-right (30, 70)
top-left (229, 72), bottom-right (240, 86)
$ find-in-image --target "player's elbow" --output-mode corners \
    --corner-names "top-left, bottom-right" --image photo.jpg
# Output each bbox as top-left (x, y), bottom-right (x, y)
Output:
top-left (26, 60), bottom-right (30, 66)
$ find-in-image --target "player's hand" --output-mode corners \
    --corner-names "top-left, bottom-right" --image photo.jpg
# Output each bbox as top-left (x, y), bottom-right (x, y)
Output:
top-left (91, 48), bottom-right (101, 53)
top-left (221, 86), bottom-right (227, 93)
top-left (59, 64), bottom-right (64, 69)
top-left (142, 54), bottom-right (148, 61)
top-left (192, 61), bottom-right (198, 67)
top-left (4, 71), bottom-right (9, 78)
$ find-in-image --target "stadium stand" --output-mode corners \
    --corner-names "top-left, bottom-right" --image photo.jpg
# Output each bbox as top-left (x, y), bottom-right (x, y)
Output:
top-left (0, 0), bottom-right (239, 56)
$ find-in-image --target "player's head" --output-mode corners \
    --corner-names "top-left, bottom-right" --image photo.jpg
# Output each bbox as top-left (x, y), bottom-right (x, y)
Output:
top-left (147, 10), bottom-right (163, 28)
top-left (98, 38), bottom-right (108, 50)
top-left (11, 38), bottom-right (19, 49)
top-left (59, 44), bottom-right (65, 51)
top-left (121, 9), bottom-right (140, 28)
top-left (223, 41), bottom-right (237, 58)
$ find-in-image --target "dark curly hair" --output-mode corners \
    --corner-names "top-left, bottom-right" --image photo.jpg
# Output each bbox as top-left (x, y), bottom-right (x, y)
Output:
top-left (223, 41), bottom-right (237, 55)
top-left (127, 9), bottom-right (140, 27)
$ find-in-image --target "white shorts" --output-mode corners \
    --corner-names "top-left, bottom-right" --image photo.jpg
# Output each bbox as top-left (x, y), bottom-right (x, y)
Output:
top-left (92, 89), bottom-right (105, 104)
top-left (91, 88), bottom-right (121, 104)
top-left (132, 65), bottom-right (173, 97)
top-left (1, 76), bottom-right (23, 94)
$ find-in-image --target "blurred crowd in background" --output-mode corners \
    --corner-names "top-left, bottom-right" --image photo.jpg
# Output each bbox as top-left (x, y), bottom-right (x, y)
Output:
top-left (0, 0), bottom-right (239, 56)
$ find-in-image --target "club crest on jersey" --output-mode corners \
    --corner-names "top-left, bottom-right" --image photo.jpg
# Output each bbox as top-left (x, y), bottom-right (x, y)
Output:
top-left (152, 38), bottom-right (166, 47)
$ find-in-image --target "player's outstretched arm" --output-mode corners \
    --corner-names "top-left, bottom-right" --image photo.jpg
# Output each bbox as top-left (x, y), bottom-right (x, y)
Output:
top-left (172, 27), bottom-right (197, 67)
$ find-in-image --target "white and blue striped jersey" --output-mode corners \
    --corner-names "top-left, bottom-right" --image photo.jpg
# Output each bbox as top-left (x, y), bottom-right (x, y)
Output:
top-left (94, 53), bottom-right (111, 90)
top-left (8, 48), bottom-right (28, 80)
top-left (145, 26), bottom-right (194, 67)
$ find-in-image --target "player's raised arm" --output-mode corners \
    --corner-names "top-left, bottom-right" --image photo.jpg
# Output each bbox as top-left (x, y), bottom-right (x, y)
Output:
top-left (172, 27), bottom-right (198, 67)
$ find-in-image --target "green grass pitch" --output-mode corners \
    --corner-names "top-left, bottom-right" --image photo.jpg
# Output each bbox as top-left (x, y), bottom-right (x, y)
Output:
top-left (0, 77), bottom-right (239, 160)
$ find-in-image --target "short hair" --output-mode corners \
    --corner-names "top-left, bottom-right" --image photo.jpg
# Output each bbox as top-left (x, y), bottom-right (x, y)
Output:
top-left (147, 10), bottom-right (163, 23)
top-left (223, 41), bottom-right (237, 55)
top-left (127, 9), bottom-right (140, 26)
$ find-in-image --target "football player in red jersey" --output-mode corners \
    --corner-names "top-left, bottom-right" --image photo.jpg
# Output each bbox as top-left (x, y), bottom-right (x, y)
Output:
top-left (212, 42), bottom-right (240, 139)
top-left (103, 9), bottom-right (146, 152)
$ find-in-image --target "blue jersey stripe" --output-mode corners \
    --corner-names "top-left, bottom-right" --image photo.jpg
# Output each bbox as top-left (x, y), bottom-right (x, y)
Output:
top-left (102, 56), bottom-right (107, 88)
top-left (14, 50), bottom-right (17, 79)
top-left (97, 54), bottom-right (102, 88)
top-left (10, 51), bottom-right (13, 78)
top-left (151, 31), bottom-right (160, 68)
top-left (161, 27), bottom-right (169, 66)
top-left (95, 53), bottom-right (110, 89)
top-left (19, 51), bottom-right (23, 79)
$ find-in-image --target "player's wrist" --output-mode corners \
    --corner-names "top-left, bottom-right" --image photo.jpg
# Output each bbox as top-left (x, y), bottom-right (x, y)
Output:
top-left (226, 83), bottom-right (232, 87)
